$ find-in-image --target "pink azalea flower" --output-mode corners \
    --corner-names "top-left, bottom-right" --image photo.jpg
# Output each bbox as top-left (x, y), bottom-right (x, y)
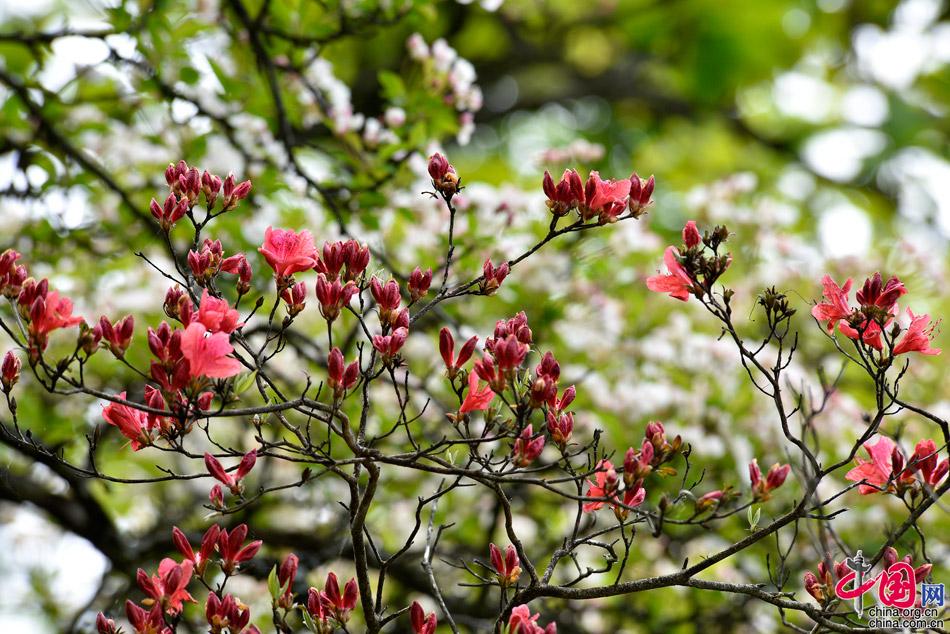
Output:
top-left (583, 460), bottom-right (619, 512)
top-left (893, 309), bottom-right (941, 356)
top-left (459, 370), bottom-right (494, 413)
top-left (136, 557), bottom-right (195, 615)
top-left (646, 247), bottom-right (693, 301)
top-left (258, 227), bottom-right (317, 277)
top-left (584, 171), bottom-right (630, 213)
top-left (811, 275), bottom-right (853, 333)
top-left (102, 391), bottom-right (150, 451)
top-left (196, 289), bottom-right (244, 334)
top-left (845, 436), bottom-right (896, 494)
top-left (180, 322), bottom-right (243, 379)
top-left (508, 604), bottom-right (557, 634)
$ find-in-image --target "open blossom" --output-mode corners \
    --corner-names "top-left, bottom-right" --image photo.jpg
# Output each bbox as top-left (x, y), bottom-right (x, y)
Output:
top-left (459, 370), bottom-right (494, 413)
top-left (845, 435), bottom-right (896, 494)
top-left (196, 289), bottom-right (243, 333)
top-left (27, 289), bottom-right (84, 338)
top-left (180, 322), bottom-right (243, 379)
top-left (508, 605), bottom-right (556, 634)
top-left (646, 246), bottom-right (693, 301)
top-left (258, 227), bottom-right (317, 278)
top-left (103, 392), bottom-right (151, 450)
top-left (892, 309), bottom-right (941, 356)
top-left (582, 171), bottom-right (630, 221)
top-left (583, 460), bottom-right (620, 512)
top-left (137, 558), bottom-right (195, 615)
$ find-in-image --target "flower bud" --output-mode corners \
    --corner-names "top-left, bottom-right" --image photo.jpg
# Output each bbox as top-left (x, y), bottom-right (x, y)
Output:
top-left (1, 351), bottom-right (20, 392)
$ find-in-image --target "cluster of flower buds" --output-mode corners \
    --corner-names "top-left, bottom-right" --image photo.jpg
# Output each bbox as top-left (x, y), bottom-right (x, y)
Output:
top-left (1, 351), bottom-right (20, 392)
top-left (188, 239), bottom-right (250, 290)
top-left (371, 277), bottom-right (402, 328)
top-left (507, 604), bottom-right (557, 634)
top-left (205, 592), bottom-right (258, 633)
top-left (101, 524), bottom-right (265, 634)
top-left (489, 543), bottom-right (522, 587)
top-left (694, 489), bottom-right (725, 513)
top-left (96, 314), bottom-right (135, 358)
top-left (305, 572), bottom-right (359, 631)
top-left (0, 249), bottom-right (27, 298)
top-left (281, 281), bottom-right (307, 317)
top-left (408, 266), bottom-right (433, 302)
top-left (513, 425), bottom-right (545, 466)
top-left (640, 421), bottom-right (683, 471)
top-left (205, 450), bottom-right (257, 501)
top-left (428, 152), bottom-right (461, 199)
top-left (474, 313), bottom-right (531, 392)
top-left (314, 239), bottom-right (370, 283)
top-left (813, 272), bottom-right (940, 358)
top-left (647, 221), bottom-right (731, 302)
top-left (410, 601), bottom-right (438, 634)
top-left (480, 258), bottom-right (509, 295)
top-left (149, 192), bottom-right (189, 231)
top-left (542, 168), bottom-right (654, 223)
top-left (803, 559), bottom-right (850, 605)
top-left (327, 347), bottom-right (359, 399)
top-left (439, 327), bottom-right (478, 380)
top-left (748, 459), bottom-right (791, 501)
top-left (165, 160), bottom-right (251, 212)
top-left (883, 547), bottom-right (932, 584)
top-left (316, 274), bottom-right (358, 323)
top-left (371, 327), bottom-right (408, 362)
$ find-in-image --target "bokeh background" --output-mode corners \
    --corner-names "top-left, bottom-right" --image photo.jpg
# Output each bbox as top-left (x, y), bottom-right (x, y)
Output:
top-left (0, 0), bottom-right (948, 632)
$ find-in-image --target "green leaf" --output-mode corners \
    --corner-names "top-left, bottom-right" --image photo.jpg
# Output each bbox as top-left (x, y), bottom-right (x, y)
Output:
top-left (747, 505), bottom-right (761, 531)
top-left (267, 564), bottom-right (280, 600)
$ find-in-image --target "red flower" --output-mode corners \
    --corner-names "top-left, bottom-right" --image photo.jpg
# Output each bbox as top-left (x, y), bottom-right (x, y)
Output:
top-left (428, 152), bottom-right (460, 198)
top-left (513, 425), bottom-right (545, 466)
top-left (125, 600), bottom-right (171, 634)
top-left (893, 309), bottom-right (941, 356)
top-left (695, 490), bottom-right (724, 512)
top-left (410, 601), bottom-right (437, 634)
top-left (439, 327), bottom-right (478, 379)
top-left (196, 289), bottom-right (243, 334)
top-left (149, 193), bottom-right (189, 231)
top-left (408, 267), bottom-right (433, 301)
top-left (96, 613), bottom-right (118, 634)
top-left (217, 524), bottom-right (262, 574)
top-left (646, 246), bottom-right (693, 301)
top-left (28, 289), bottom-right (84, 338)
top-left (583, 171), bottom-right (630, 221)
top-left (277, 553), bottom-right (299, 607)
top-left (258, 227), bottom-right (317, 278)
top-left (546, 411), bottom-right (573, 448)
top-left (628, 172), bottom-right (655, 215)
top-left (542, 169), bottom-right (584, 216)
top-left (583, 460), bottom-right (620, 512)
top-left (205, 593), bottom-right (251, 632)
top-left (315, 274), bottom-right (358, 322)
top-left (1, 350), bottom-right (21, 392)
top-left (97, 315), bottom-right (135, 357)
top-left (204, 450), bottom-right (257, 495)
top-left (372, 327), bottom-right (408, 360)
top-left (172, 524), bottom-right (220, 575)
top-left (327, 347), bottom-right (360, 397)
top-left (845, 435), bottom-right (896, 494)
top-left (508, 604), bottom-right (556, 634)
top-left (103, 392), bottom-right (151, 451)
top-left (0, 249), bottom-right (27, 298)
top-left (459, 370), bottom-right (494, 413)
top-left (481, 258), bottom-right (509, 295)
top-left (136, 557), bottom-right (195, 615)
top-left (315, 240), bottom-right (370, 282)
top-left (811, 275), bottom-right (853, 333)
top-left (682, 220), bottom-right (702, 248)
top-left (749, 459), bottom-right (791, 500)
top-left (281, 281), bottom-right (307, 317)
top-left (370, 277), bottom-right (402, 326)
top-left (180, 322), bottom-right (243, 379)
top-left (911, 439), bottom-right (949, 487)
top-left (856, 272), bottom-right (906, 311)
top-left (320, 572), bottom-right (359, 623)
top-left (489, 543), bottom-right (521, 587)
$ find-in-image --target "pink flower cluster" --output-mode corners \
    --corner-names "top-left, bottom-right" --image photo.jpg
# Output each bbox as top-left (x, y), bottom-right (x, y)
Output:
top-left (543, 168), bottom-right (654, 223)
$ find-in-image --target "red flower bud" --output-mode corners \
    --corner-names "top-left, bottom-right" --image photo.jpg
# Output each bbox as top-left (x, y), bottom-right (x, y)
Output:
top-left (1, 350), bottom-right (21, 392)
